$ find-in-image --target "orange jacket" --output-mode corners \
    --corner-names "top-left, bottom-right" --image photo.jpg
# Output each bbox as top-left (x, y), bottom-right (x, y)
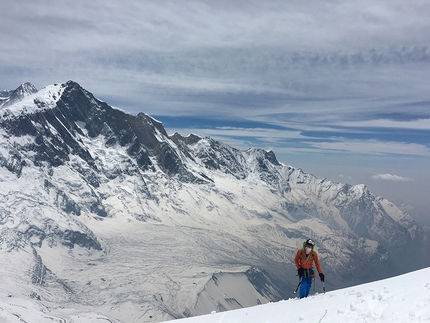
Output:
top-left (294, 248), bottom-right (323, 274)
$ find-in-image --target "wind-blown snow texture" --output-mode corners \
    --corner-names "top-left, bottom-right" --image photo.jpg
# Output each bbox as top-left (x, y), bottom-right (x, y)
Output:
top-left (0, 81), bottom-right (429, 322)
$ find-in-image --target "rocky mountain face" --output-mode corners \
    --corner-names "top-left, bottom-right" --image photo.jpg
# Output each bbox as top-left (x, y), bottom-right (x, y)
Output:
top-left (0, 81), bottom-right (429, 322)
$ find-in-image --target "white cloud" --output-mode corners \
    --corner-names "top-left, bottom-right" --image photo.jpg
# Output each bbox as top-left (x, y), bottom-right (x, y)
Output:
top-left (306, 139), bottom-right (430, 157)
top-left (338, 118), bottom-right (430, 130)
top-left (371, 173), bottom-right (414, 182)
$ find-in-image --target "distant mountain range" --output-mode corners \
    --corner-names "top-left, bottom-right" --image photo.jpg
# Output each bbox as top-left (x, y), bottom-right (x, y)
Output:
top-left (1, 81), bottom-right (429, 322)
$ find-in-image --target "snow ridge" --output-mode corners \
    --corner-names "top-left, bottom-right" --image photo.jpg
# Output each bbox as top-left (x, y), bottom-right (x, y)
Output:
top-left (0, 82), bottom-right (38, 108)
top-left (0, 83), bottom-right (64, 118)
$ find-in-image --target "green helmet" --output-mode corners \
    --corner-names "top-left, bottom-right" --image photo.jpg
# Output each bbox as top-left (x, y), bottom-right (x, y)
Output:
top-left (303, 238), bottom-right (315, 249)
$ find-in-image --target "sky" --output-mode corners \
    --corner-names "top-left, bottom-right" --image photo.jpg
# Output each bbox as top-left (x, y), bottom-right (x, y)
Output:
top-left (1, 0), bottom-right (430, 224)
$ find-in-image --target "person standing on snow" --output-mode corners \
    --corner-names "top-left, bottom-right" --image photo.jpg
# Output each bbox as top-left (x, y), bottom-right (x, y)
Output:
top-left (294, 239), bottom-right (325, 298)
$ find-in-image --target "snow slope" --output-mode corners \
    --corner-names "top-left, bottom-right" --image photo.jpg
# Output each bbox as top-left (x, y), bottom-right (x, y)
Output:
top-left (0, 267), bottom-right (428, 323)
top-left (161, 267), bottom-right (430, 323)
top-left (0, 83), bottom-right (62, 117)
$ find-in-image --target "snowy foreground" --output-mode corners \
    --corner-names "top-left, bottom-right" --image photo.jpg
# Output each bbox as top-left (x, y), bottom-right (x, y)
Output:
top-left (162, 267), bottom-right (430, 323)
top-left (0, 267), bottom-right (429, 323)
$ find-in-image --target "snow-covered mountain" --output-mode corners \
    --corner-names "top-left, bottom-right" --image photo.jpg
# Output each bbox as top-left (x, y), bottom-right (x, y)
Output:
top-left (0, 81), bottom-right (429, 322)
top-left (0, 82), bottom-right (38, 108)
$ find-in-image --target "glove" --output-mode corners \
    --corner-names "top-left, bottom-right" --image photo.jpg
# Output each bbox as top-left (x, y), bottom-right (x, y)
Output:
top-left (297, 268), bottom-right (304, 277)
top-left (319, 273), bottom-right (325, 282)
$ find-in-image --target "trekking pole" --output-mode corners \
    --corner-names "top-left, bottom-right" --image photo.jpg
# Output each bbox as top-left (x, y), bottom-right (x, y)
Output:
top-left (322, 281), bottom-right (326, 293)
top-left (294, 277), bottom-right (302, 293)
top-left (312, 277), bottom-right (315, 292)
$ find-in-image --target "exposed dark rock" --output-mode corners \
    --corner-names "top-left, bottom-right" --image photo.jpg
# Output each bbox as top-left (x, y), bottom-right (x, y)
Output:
top-left (61, 229), bottom-right (102, 250)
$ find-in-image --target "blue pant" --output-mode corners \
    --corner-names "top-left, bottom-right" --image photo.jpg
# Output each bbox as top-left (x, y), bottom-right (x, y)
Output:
top-left (299, 276), bottom-right (313, 298)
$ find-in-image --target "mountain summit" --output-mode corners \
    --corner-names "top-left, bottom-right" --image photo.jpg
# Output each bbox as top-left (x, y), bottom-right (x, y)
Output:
top-left (0, 82), bottom-right (38, 108)
top-left (0, 81), bottom-right (429, 322)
